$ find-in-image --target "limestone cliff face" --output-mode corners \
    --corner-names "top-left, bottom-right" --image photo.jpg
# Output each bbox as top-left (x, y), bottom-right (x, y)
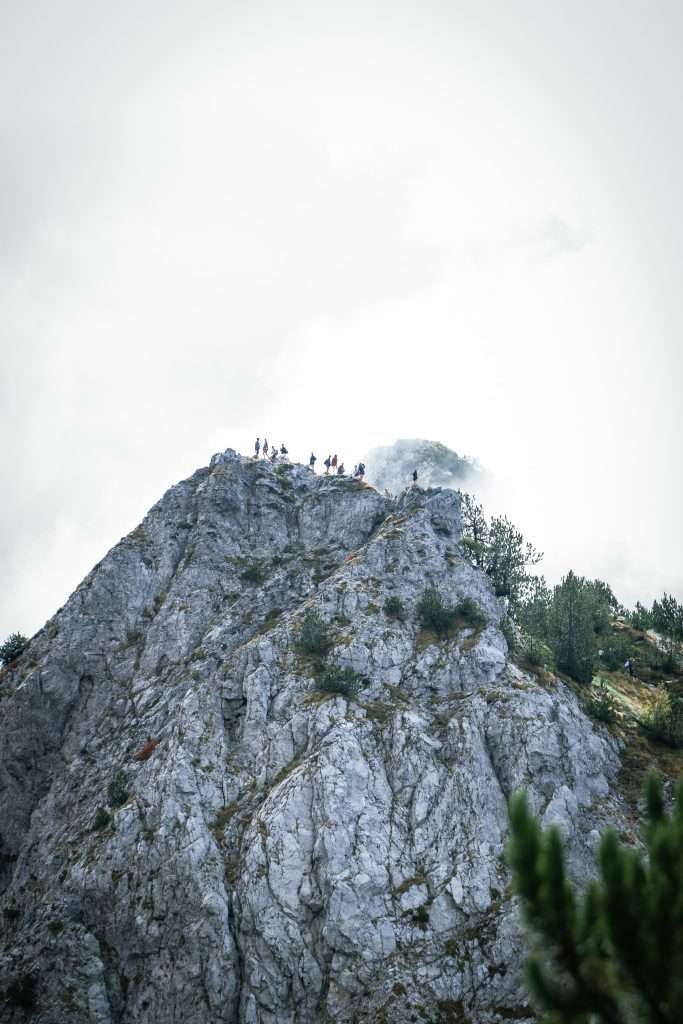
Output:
top-left (0, 451), bottom-right (623, 1023)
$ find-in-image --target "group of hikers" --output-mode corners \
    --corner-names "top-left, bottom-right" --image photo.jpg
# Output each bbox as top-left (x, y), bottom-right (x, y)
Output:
top-left (253, 439), bottom-right (367, 480)
top-left (252, 438), bottom-right (419, 487)
top-left (253, 438), bottom-right (289, 463)
top-left (319, 453), bottom-right (365, 480)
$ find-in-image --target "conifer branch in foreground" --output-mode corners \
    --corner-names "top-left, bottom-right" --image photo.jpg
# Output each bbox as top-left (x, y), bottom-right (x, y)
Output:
top-left (507, 774), bottom-right (683, 1024)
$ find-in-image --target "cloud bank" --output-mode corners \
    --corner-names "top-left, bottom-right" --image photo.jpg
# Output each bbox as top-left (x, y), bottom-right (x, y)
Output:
top-left (2, 0), bottom-right (682, 636)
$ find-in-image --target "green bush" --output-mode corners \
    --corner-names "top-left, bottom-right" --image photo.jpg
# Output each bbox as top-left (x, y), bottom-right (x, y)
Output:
top-left (5, 974), bottom-right (37, 1010)
top-left (416, 587), bottom-right (455, 637)
top-left (586, 679), bottom-right (618, 724)
top-left (93, 807), bottom-right (112, 830)
top-left (410, 905), bottom-right (430, 930)
top-left (641, 691), bottom-right (683, 748)
top-left (384, 596), bottom-right (405, 620)
top-left (240, 563), bottom-right (265, 584)
top-left (107, 770), bottom-right (129, 808)
top-left (261, 607), bottom-right (282, 630)
top-left (454, 597), bottom-right (486, 628)
top-left (0, 632), bottom-right (28, 665)
top-left (417, 589), bottom-right (486, 636)
top-left (318, 665), bottom-right (364, 698)
top-left (297, 610), bottom-right (330, 656)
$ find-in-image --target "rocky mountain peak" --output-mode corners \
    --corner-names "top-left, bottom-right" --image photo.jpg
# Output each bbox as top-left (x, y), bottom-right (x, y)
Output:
top-left (0, 449), bottom-right (623, 1023)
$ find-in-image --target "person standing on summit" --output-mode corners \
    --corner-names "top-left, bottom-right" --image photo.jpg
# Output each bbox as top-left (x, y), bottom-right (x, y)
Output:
top-left (263, 439), bottom-right (269, 458)
top-left (309, 452), bottom-right (317, 472)
top-left (412, 469), bottom-right (418, 485)
top-left (324, 455), bottom-right (331, 475)
top-left (331, 454), bottom-right (338, 472)
top-left (254, 437), bottom-right (261, 458)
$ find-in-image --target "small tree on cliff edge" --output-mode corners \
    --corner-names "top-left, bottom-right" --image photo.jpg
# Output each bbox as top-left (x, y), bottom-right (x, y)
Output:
top-left (507, 773), bottom-right (683, 1024)
top-left (457, 492), bottom-right (543, 611)
top-left (0, 632), bottom-right (28, 666)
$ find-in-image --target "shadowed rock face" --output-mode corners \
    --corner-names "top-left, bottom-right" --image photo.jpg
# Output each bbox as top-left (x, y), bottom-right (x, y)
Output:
top-left (0, 451), bottom-right (623, 1023)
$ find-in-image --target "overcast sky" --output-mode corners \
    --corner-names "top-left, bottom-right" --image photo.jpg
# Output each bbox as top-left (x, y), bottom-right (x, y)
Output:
top-left (2, 0), bottom-right (682, 638)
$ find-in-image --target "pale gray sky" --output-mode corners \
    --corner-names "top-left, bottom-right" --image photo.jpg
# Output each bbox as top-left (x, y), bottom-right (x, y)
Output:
top-left (2, 0), bottom-right (682, 638)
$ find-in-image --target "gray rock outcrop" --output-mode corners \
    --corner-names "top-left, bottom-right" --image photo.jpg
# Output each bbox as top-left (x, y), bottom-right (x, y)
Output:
top-left (0, 451), bottom-right (624, 1022)
top-left (364, 439), bottom-right (480, 496)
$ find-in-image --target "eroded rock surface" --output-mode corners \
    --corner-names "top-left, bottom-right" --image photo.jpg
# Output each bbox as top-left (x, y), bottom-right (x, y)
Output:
top-left (0, 451), bottom-right (624, 1022)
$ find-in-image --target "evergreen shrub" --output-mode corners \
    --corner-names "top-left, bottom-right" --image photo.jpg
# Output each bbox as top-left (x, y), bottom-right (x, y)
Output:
top-left (240, 563), bottom-right (265, 584)
top-left (384, 596), bottom-right (405, 620)
top-left (586, 679), bottom-right (618, 724)
top-left (93, 807), bottom-right (111, 831)
top-left (0, 633), bottom-right (28, 665)
top-left (417, 587), bottom-right (455, 637)
top-left (641, 691), bottom-right (683, 748)
top-left (5, 974), bottom-right (37, 1010)
top-left (298, 611), bottom-right (330, 656)
top-left (454, 597), bottom-right (486, 628)
top-left (107, 770), bottom-right (129, 808)
top-left (318, 665), bottom-right (364, 698)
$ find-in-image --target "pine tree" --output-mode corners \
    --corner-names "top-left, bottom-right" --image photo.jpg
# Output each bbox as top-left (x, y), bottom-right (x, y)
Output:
top-left (627, 602), bottom-right (653, 631)
top-left (650, 593), bottom-right (683, 666)
top-left (457, 492), bottom-right (543, 611)
top-left (0, 632), bottom-right (28, 666)
top-left (486, 515), bottom-right (543, 608)
top-left (583, 579), bottom-right (620, 637)
top-left (457, 491), bottom-right (489, 568)
top-left (507, 773), bottom-right (683, 1024)
top-left (518, 576), bottom-right (552, 662)
top-left (547, 572), bottom-right (595, 683)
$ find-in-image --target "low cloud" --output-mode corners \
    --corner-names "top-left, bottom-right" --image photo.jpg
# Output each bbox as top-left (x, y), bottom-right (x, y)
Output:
top-left (2, 0), bottom-right (682, 638)
top-left (508, 213), bottom-right (592, 261)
